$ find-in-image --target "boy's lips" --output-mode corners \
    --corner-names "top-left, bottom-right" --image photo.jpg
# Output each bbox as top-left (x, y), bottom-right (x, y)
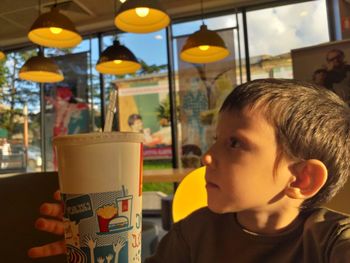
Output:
top-left (205, 181), bottom-right (220, 190)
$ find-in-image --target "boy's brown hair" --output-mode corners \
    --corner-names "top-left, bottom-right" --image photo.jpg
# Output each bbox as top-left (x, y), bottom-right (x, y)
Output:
top-left (220, 78), bottom-right (350, 209)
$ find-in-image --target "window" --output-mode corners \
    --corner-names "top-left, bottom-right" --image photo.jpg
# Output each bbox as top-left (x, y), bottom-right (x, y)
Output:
top-left (0, 48), bottom-right (41, 173)
top-left (172, 14), bottom-right (241, 168)
top-left (247, 0), bottom-right (329, 80)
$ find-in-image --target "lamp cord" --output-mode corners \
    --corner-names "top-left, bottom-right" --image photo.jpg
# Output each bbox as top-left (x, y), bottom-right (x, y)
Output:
top-left (200, 0), bottom-right (204, 24)
top-left (38, 0), bottom-right (41, 15)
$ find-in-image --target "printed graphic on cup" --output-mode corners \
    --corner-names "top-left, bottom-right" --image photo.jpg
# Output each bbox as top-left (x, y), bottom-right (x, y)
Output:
top-left (54, 132), bottom-right (143, 263)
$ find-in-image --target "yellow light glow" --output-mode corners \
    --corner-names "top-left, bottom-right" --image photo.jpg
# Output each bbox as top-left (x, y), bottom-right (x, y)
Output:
top-left (199, 45), bottom-right (210, 51)
top-left (135, 7), bottom-right (150, 17)
top-left (49, 27), bottom-right (63, 34)
top-left (120, 0), bottom-right (126, 2)
top-left (113, 60), bottom-right (122, 64)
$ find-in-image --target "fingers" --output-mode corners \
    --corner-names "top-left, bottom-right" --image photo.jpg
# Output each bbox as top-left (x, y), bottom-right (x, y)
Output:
top-left (39, 202), bottom-right (63, 219)
top-left (35, 217), bottom-right (65, 236)
top-left (28, 240), bottom-right (66, 258)
top-left (53, 190), bottom-right (61, 201)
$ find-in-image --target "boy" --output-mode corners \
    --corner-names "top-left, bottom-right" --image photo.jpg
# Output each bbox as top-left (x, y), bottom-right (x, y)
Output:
top-left (29, 79), bottom-right (350, 262)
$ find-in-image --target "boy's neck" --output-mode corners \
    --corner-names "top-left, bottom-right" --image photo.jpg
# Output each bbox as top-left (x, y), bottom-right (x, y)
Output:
top-left (236, 206), bottom-right (301, 235)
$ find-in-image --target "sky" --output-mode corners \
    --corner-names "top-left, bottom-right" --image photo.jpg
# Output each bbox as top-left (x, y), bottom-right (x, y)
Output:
top-left (246, 0), bottom-right (329, 57)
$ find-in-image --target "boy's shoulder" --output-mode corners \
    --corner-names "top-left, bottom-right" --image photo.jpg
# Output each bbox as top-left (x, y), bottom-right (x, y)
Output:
top-left (303, 207), bottom-right (350, 235)
top-left (304, 207), bottom-right (350, 227)
top-left (301, 207), bottom-right (350, 260)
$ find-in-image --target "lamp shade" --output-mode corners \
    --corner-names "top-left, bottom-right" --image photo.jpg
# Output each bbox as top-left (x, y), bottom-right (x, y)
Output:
top-left (19, 52), bottom-right (64, 83)
top-left (0, 51), bottom-right (5, 60)
top-left (180, 24), bottom-right (230, 64)
top-left (96, 40), bottom-right (141, 75)
top-left (28, 7), bottom-right (82, 48)
top-left (115, 0), bottom-right (170, 33)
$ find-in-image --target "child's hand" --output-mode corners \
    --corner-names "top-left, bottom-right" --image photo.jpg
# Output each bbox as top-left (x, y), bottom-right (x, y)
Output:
top-left (27, 190), bottom-right (66, 258)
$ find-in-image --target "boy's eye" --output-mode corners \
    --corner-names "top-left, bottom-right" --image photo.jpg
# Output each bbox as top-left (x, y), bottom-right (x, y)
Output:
top-left (229, 137), bottom-right (241, 148)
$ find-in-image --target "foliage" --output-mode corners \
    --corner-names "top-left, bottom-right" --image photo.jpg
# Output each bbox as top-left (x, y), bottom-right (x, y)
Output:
top-left (155, 95), bottom-right (180, 126)
top-left (139, 59), bottom-right (167, 75)
top-left (156, 97), bottom-right (171, 123)
top-left (0, 50), bottom-right (40, 137)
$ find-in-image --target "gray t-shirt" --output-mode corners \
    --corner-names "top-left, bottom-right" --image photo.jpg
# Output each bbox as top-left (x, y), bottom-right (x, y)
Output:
top-left (145, 207), bottom-right (350, 263)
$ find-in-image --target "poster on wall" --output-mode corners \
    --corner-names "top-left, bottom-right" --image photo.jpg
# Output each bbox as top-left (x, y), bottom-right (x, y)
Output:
top-left (44, 52), bottom-right (90, 170)
top-left (291, 39), bottom-right (350, 106)
top-left (176, 29), bottom-right (236, 167)
top-left (339, 0), bottom-right (350, 39)
top-left (116, 75), bottom-right (173, 162)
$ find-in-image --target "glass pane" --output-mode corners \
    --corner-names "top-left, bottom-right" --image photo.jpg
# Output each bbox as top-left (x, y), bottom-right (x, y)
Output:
top-left (172, 16), bottom-right (239, 168)
top-left (44, 37), bottom-right (100, 170)
top-left (247, 0), bottom-right (329, 80)
top-left (0, 49), bottom-right (42, 173)
top-left (101, 30), bottom-right (173, 172)
top-left (172, 14), bottom-right (238, 37)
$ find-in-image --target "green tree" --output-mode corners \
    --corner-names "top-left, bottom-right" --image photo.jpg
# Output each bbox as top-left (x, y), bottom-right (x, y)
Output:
top-left (0, 49), bottom-right (40, 138)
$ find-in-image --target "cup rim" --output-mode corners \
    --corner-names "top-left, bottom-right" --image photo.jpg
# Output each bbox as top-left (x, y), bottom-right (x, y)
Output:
top-left (53, 131), bottom-right (144, 146)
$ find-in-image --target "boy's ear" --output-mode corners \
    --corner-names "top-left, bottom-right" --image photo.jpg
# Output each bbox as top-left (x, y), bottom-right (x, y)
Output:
top-left (285, 159), bottom-right (328, 199)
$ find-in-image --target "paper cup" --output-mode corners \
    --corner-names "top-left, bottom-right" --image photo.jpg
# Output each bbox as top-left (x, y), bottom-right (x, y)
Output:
top-left (53, 132), bottom-right (143, 263)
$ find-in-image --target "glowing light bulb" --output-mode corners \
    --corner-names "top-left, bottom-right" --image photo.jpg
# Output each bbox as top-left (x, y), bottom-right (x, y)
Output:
top-left (50, 27), bottom-right (63, 34)
top-left (113, 60), bottom-right (122, 64)
top-left (135, 7), bottom-right (150, 17)
top-left (199, 45), bottom-right (210, 51)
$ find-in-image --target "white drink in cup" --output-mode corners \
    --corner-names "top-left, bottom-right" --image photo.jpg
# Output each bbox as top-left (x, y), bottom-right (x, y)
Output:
top-left (53, 132), bottom-right (144, 263)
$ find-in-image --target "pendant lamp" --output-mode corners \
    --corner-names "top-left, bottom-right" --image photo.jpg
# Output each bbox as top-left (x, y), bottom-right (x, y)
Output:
top-left (96, 40), bottom-right (141, 75)
top-left (115, 0), bottom-right (170, 33)
top-left (180, 0), bottom-right (229, 64)
top-left (28, 6), bottom-right (82, 48)
top-left (0, 51), bottom-right (5, 60)
top-left (180, 24), bottom-right (230, 64)
top-left (19, 50), bottom-right (64, 83)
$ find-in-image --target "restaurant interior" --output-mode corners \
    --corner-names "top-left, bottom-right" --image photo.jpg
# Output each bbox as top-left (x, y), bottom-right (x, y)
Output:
top-left (0, 0), bottom-right (350, 262)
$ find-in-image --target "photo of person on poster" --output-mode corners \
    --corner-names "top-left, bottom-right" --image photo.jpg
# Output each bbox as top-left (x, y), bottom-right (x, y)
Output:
top-left (292, 42), bottom-right (350, 106)
top-left (45, 86), bottom-right (89, 169)
top-left (182, 77), bottom-right (209, 152)
top-left (127, 113), bottom-right (170, 147)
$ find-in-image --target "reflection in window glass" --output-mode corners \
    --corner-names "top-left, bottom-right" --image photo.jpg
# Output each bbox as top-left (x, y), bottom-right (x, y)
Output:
top-left (0, 49), bottom-right (42, 173)
top-left (172, 14), bottom-right (240, 169)
top-left (44, 37), bottom-right (100, 171)
top-left (247, 0), bottom-right (329, 80)
top-left (102, 31), bottom-right (172, 173)
top-left (172, 14), bottom-right (237, 37)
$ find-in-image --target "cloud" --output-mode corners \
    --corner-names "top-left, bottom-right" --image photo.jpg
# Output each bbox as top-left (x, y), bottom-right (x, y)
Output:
top-left (247, 1), bottom-right (329, 57)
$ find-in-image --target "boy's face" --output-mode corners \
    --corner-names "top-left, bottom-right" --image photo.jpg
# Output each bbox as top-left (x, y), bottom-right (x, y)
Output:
top-left (203, 108), bottom-right (294, 214)
top-left (131, 119), bottom-right (143, 132)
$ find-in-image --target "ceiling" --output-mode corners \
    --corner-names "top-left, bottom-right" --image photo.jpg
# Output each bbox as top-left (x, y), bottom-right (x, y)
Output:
top-left (0, 0), bottom-right (278, 51)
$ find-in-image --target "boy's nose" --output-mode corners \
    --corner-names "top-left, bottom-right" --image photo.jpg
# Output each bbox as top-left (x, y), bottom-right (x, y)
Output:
top-left (201, 152), bottom-right (213, 166)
